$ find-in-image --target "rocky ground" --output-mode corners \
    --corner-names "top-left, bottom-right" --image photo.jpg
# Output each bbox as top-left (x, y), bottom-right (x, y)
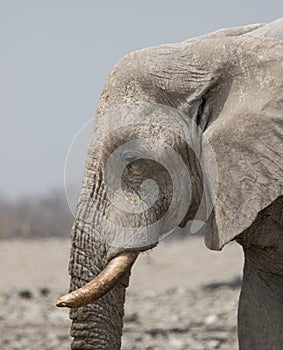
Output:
top-left (0, 237), bottom-right (243, 349)
top-left (123, 281), bottom-right (240, 350)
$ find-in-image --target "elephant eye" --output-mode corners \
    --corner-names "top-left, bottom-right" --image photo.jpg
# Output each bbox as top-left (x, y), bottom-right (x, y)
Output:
top-left (123, 155), bottom-right (147, 176)
top-left (122, 154), bottom-right (140, 173)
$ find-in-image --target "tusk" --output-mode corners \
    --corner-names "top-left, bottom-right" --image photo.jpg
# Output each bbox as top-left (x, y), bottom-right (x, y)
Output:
top-left (56, 251), bottom-right (139, 308)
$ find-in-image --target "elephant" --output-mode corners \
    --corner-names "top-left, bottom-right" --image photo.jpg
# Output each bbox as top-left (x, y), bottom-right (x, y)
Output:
top-left (57, 17), bottom-right (283, 350)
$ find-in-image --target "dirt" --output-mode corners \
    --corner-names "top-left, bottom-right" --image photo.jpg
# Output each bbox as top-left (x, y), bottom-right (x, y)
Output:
top-left (0, 237), bottom-right (243, 349)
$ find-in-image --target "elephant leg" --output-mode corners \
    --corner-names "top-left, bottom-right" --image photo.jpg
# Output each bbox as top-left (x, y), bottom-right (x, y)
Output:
top-left (238, 246), bottom-right (283, 350)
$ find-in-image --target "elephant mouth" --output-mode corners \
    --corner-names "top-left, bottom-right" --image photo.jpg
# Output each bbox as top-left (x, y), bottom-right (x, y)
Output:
top-left (56, 251), bottom-right (139, 308)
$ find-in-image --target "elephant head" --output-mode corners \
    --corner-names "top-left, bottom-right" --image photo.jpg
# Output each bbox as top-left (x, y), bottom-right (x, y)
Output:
top-left (57, 18), bottom-right (283, 349)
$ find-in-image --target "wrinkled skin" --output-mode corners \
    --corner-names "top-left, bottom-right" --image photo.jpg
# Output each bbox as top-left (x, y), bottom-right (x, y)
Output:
top-left (63, 18), bottom-right (283, 349)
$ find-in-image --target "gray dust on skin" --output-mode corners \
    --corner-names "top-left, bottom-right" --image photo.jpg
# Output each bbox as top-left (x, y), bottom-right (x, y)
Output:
top-left (65, 17), bottom-right (283, 349)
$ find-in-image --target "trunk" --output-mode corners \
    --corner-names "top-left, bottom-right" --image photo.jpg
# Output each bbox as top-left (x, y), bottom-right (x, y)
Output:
top-left (68, 220), bottom-right (128, 349)
top-left (66, 148), bottom-right (132, 349)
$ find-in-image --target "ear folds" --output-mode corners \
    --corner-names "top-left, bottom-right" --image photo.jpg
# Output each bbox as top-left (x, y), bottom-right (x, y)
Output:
top-left (203, 36), bottom-right (283, 250)
top-left (205, 110), bottom-right (283, 250)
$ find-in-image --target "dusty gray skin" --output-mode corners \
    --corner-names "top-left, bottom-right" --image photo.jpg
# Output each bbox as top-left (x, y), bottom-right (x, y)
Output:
top-left (61, 18), bottom-right (283, 349)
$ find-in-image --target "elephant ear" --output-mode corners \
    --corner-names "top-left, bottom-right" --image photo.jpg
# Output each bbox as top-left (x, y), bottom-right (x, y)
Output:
top-left (203, 36), bottom-right (283, 250)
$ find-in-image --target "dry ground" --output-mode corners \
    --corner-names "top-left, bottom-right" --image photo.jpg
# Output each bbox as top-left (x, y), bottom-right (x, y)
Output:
top-left (0, 237), bottom-right (243, 349)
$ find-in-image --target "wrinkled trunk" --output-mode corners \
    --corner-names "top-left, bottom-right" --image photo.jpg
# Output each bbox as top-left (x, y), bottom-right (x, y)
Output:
top-left (68, 222), bottom-right (128, 349)
top-left (67, 154), bottom-right (130, 349)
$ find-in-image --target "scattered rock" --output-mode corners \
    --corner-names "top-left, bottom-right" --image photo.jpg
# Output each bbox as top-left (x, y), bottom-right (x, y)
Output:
top-left (39, 287), bottom-right (50, 297)
top-left (18, 289), bottom-right (33, 299)
top-left (1, 285), bottom-right (239, 350)
top-left (202, 276), bottom-right (242, 291)
top-left (169, 338), bottom-right (185, 349)
top-left (124, 312), bottom-right (139, 323)
top-left (207, 339), bottom-right (221, 349)
top-left (205, 314), bottom-right (219, 325)
top-left (146, 327), bottom-right (167, 336)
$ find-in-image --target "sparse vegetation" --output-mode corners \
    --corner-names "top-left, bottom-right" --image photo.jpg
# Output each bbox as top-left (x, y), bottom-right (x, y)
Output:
top-left (0, 190), bottom-right (73, 239)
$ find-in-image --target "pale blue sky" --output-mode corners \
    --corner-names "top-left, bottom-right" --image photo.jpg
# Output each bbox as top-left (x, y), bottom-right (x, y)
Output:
top-left (1, 0), bottom-right (282, 198)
